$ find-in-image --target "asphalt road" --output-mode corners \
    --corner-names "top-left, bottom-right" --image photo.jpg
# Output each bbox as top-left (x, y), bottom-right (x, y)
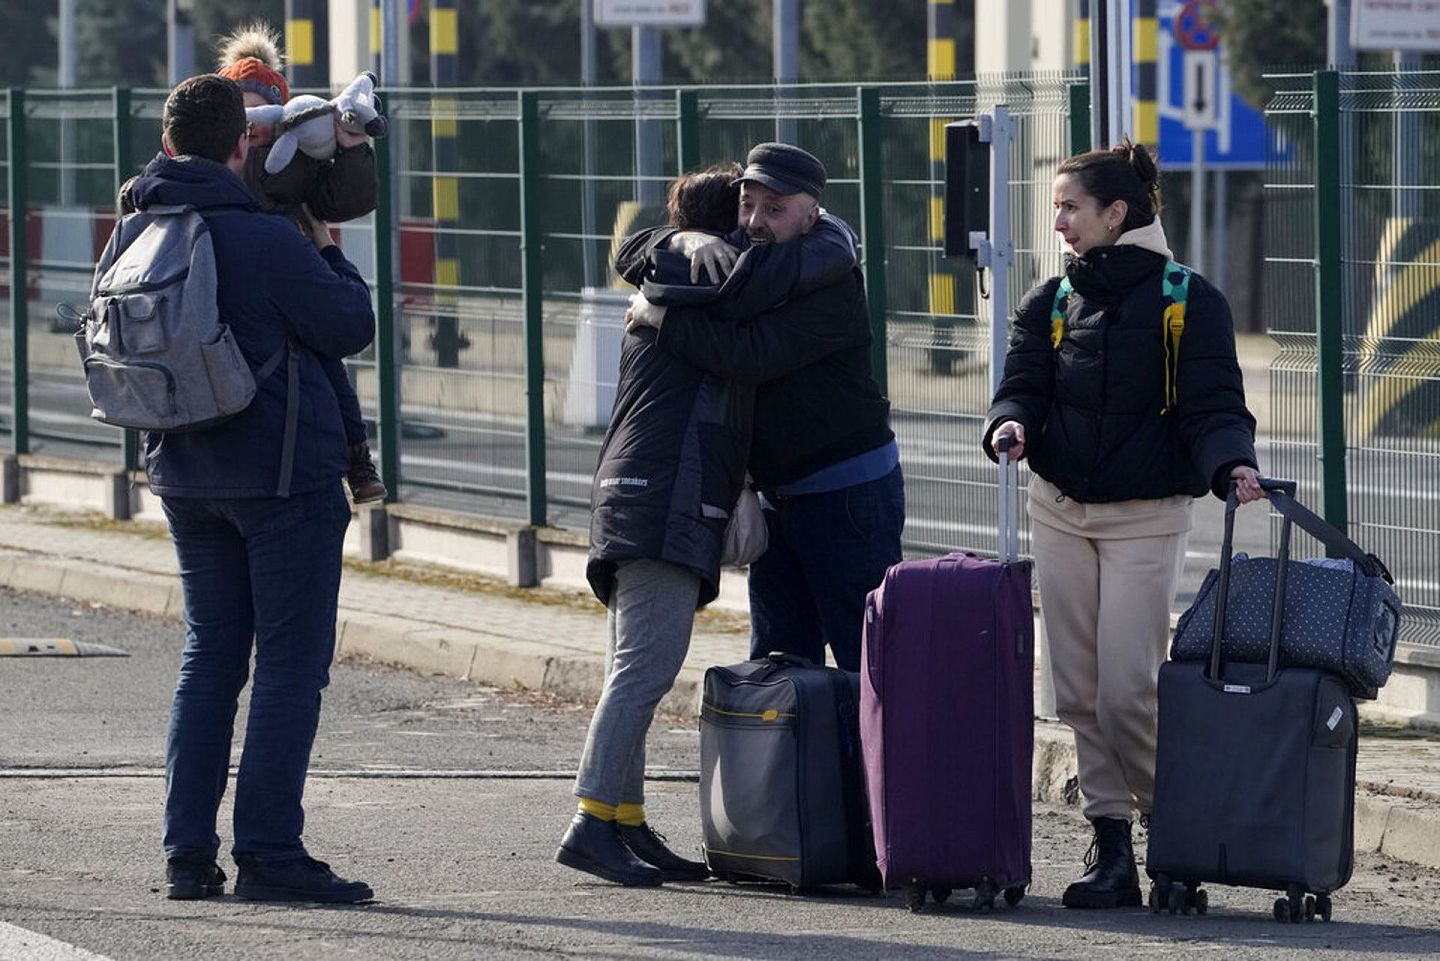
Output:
top-left (3, 587), bottom-right (1440, 961)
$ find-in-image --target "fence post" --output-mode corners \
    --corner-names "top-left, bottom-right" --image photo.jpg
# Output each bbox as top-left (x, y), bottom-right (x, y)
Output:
top-left (7, 88), bottom-right (27, 456)
top-left (676, 89), bottom-right (701, 175)
top-left (373, 97), bottom-right (400, 502)
top-left (1069, 81), bottom-right (1091, 155)
top-left (112, 86), bottom-right (141, 472)
top-left (1313, 69), bottom-right (1347, 539)
top-left (857, 85), bottom-right (888, 395)
top-left (518, 90), bottom-right (547, 527)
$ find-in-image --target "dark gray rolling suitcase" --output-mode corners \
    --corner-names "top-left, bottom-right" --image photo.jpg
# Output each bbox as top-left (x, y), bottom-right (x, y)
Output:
top-left (1146, 479), bottom-right (1358, 923)
top-left (698, 653), bottom-right (881, 892)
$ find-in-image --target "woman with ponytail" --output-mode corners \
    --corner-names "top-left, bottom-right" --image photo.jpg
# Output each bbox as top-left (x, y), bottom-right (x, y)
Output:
top-left (983, 140), bottom-right (1262, 909)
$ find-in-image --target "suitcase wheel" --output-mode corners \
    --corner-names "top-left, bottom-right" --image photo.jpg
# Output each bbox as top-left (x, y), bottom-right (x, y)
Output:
top-left (1003, 885), bottom-right (1025, 908)
top-left (1192, 887), bottom-right (1208, 916)
top-left (931, 886), bottom-right (952, 905)
top-left (1316, 893), bottom-right (1333, 922)
top-left (972, 877), bottom-right (999, 913)
top-left (1274, 885), bottom-right (1311, 923)
top-left (904, 883), bottom-right (927, 913)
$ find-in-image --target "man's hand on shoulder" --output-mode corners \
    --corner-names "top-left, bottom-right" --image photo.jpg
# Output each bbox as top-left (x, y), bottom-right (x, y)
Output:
top-left (668, 231), bottom-right (740, 284)
top-left (625, 292), bottom-right (667, 332)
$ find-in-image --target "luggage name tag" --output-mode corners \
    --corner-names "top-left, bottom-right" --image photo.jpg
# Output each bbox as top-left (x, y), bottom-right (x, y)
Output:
top-left (1223, 684), bottom-right (1252, 695)
top-left (1326, 706), bottom-right (1344, 731)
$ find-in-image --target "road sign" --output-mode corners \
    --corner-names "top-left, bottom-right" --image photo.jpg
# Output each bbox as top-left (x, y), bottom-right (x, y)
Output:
top-left (595, 0), bottom-right (706, 27)
top-left (1181, 50), bottom-right (1219, 130)
top-left (1174, 0), bottom-right (1220, 51)
top-left (1352, 0), bottom-right (1440, 52)
top-left (1157, 1), bottom-right (1270, 170)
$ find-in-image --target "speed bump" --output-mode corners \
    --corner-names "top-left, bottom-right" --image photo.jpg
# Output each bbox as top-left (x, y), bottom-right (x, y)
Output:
top-left (0, 638), bottom-right (129, 657)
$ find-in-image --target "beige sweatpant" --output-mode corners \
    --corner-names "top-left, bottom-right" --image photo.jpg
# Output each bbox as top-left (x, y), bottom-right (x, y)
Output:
top-left (1029, 477), bottom-right (1190, 822)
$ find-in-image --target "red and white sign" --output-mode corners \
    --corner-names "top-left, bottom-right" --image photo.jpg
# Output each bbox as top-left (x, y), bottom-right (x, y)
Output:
top-left (1174, 0), bottom-right (1221, 51)
top-left (1353, 0), bottom-right (1440, 52)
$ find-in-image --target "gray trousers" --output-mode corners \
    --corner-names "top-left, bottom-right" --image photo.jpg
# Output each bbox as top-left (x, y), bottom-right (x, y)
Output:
top-left (574, 558), bottom-right (701, 806)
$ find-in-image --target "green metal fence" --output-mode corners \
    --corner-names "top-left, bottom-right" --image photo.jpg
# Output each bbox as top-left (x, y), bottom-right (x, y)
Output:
top-left (5, 72), bottom-right (1437, 647)
top-left (1265, 69), bottom-right (1440, 647)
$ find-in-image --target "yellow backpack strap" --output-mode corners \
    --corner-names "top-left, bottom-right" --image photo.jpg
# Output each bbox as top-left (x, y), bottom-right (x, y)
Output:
top-left (1050, 276), bottom-right (1073, 349)
top-left (1160, 260), bottom-right (1191, 414)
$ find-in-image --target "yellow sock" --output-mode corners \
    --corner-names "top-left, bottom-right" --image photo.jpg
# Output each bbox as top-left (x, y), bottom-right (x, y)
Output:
top-left (578, 797), bottom-right (618, 821)
top-left (616, 803), bottom-right (646, 827)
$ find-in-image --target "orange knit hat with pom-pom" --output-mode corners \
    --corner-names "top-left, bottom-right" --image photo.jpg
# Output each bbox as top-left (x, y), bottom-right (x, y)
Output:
top-left (218, 58), bottom-right (289, 106)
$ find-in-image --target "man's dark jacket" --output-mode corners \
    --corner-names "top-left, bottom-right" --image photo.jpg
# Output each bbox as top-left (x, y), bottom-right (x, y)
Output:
top-left (648, 221), bottom-right (893, 491)
top-left (125, 153), bottom-right (375, 498)
top-left (587, 217), bottom-right (857, 607)
top-left (984, 244), bottom-right (1256, 501)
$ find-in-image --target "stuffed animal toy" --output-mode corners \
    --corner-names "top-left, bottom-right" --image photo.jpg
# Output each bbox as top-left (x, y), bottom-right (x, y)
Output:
top-left (245, 71), bottom-right (389, 176)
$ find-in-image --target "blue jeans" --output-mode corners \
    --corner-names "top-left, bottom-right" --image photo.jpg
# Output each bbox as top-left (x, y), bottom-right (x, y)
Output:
top-left (749, 465), bottom-right (905, 671)
top-left (161, 483), bottom-right (351, 863)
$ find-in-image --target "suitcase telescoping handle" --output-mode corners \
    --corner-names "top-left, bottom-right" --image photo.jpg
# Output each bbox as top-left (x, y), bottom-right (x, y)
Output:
top-left (1210, 477), bottom-right (1296, 684)
top-left (995, 435), bottom-right (1020, 564)
top-left (1208, 476), bottom-right (1389, 684)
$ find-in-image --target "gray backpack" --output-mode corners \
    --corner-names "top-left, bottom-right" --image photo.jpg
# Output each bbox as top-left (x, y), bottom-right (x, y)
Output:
top-left (73, 204), bottom-right (286, 433)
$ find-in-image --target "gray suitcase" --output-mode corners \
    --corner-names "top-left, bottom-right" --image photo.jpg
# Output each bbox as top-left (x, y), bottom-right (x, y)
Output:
top-left (698, 653), bottom-right (881, 892)
top-left (1146, 479), bottom-right (1357, 923)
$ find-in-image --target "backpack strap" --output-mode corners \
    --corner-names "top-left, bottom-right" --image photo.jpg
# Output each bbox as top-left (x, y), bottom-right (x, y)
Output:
top-left (1049, 276), bottom-right (1073, 349)
top-left (1160, 260), bottom-right (1191, 415)
top-left (252, 338), bottom-right (300, 499)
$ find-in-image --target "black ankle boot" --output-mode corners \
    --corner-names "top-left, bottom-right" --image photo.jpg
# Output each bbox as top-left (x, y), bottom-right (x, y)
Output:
top-left (556, 812), bottom-right (662, 887)
top-left (617, 822), bottom-right (709, 882)
top-left (165, 858), bottom-right (226, 900)
top-left (1062, 817), bottom-right (1142, 909)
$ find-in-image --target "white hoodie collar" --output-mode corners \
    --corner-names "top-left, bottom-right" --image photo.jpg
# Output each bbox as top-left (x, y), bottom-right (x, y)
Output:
top-left (1113, 217), bottom-right (1173, 260)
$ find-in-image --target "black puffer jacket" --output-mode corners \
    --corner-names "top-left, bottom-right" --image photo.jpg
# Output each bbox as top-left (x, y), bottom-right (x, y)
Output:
top-left (984, 243), bottom-right (1256, 502)
top-left (587, 217), bottom-right (857, 607)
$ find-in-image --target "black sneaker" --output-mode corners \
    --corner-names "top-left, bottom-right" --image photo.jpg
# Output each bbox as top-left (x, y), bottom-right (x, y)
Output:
top-left (234, 855), bottom-right (374, 904)
top-left (346, 441), bottom-right (388, 504)
top-left (617, 822), bottom-right (710, 882)
top-left (165, 858), bottom-right (226, 900)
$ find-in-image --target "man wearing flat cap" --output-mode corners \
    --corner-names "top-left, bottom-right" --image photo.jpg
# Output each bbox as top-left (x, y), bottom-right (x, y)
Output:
top-left (627, 142), bottom-right (904, 673)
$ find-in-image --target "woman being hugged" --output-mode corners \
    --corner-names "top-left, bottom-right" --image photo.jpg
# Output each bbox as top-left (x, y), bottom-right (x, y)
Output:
top-left (983, 140), bottom-right (1263, 910)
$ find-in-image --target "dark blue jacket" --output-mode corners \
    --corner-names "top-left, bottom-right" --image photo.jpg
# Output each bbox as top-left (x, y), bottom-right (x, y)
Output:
top-left (587, 217), bottom-right (857, 607)
top-left (127, 153), bottom-right (375, 498)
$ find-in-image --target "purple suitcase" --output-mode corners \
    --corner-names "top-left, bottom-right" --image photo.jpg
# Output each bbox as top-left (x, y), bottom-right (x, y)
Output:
top-left (859, 440), bottom-right (1034, 911)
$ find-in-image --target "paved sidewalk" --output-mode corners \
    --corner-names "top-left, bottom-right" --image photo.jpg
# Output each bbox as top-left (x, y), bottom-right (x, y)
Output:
top-left (3, 501), bottom-right (1439, 873)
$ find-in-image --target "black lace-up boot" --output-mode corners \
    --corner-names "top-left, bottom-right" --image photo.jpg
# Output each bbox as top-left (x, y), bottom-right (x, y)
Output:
top-left (1061, 817), bottom-right (1142, 909)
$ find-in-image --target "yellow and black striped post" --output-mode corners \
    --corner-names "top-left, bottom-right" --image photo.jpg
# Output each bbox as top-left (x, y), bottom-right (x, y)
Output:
top-left (371, 0), bottom-right (383, 76)
top-left (284, 0), bottom-right (328, 91)
top-left (1134, 0), bottom-right (1158, 149)
top-left (1075, 0), bottom-right (1090, 67)
top-left (928, 0), bottom-right (961, 375)
top-left (429, 0), bottom-right (466, 368)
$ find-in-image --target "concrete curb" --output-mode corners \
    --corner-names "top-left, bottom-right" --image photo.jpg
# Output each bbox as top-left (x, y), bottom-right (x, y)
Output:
top-left (5, 549), bottom-right (1440, 874)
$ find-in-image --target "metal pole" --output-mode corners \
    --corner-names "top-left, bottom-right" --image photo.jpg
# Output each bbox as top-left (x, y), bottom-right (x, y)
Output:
top-left (1189, 130), bottom-right (1205, 273)
top-left (113, 86), bottom-right (141, 472)
top-left (774, 0), bottom-right (799, 144)
top-left (1394, 51), bottom-right (1421, 221)
top-left (8, 90), bottom-right (29, 456)
top-left (580, 0), bottom-right (599, 287)
top-left (676, 89), bottom-right (701, 174)
top-left (1210, 168), bottom-right (1227, 292)
top-left (1328, 0), bottom-right (1355, 68)
top-left (285, 0), bottom-right (329, 90)
top-left (373, 98), bottom-right (400, 502)
top-left (1313, 70), bottom-right (1347, 539)
top-left (167, 0), bottom-right (196, 86)
top-left (59, 0), bottom-right (76, 206)
top-left (987, 105), bottom-right (1013, 400)
top-left (632, 26), bottom-right (663, 208)
top-left (857, 86), bottom-right (888, 395)
top-left (378, 0), bottom-right (400, 82)
top-left (1089, 0), bottom-right (1134, 149)
top-left (429, 0), bottom-right (464, 369)
top-left (518, 91), bottom-right (548, 527)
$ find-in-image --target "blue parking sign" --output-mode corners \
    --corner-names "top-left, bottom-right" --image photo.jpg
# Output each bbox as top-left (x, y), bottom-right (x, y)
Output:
top-left (1155, 1), bottom-right (1268, 170)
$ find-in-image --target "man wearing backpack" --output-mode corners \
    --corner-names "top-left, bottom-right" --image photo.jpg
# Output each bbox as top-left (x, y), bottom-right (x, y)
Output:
top-left (126, 74), bottom-right (376, 903)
